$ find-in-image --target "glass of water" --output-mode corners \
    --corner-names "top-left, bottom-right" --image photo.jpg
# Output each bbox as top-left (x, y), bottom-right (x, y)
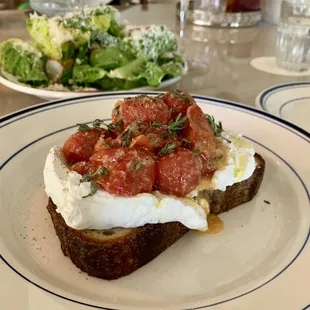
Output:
top-left (30, 0), bottom-right (109, 16)
top-left (276, 0), bottom-right (310, 72)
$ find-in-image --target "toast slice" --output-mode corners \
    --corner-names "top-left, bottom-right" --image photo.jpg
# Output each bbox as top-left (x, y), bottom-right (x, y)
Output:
top-left (47, 153), bottom-right (265, 280)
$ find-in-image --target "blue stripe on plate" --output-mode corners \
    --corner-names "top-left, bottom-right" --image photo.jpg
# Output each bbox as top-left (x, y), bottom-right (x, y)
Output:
top-left (258, 82), bottom-right (310, 112)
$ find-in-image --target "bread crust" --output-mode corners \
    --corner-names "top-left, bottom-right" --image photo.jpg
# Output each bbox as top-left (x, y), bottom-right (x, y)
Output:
top-left (47, 153), bottom-right (265, 279)
top-left (47, 200), bottom-right (189, 280)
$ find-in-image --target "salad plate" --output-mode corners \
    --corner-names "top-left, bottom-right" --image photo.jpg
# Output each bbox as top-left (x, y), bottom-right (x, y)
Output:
top-left (256, 82), bottom-right (310, 133)
top-left (0, 6), bottom-right (185, 99)
top-left (0, 71), bottom-right (181, 100)
top-left (0, 92), bottom-right (309, 310)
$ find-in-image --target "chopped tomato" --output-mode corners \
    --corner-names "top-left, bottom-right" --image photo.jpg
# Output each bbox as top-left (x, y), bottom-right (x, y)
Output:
top-left (156, 148), bottom-right (201, 196)
top-left (183, 105), bottom-right (216, 159)
top-left (63, 129), bottom-right (102, 164)
top-left (162, 90), bottom-right (196, 118)
top-left (119, 96), bottom-right (171, 128)
top-left (90, 148), bottom-right (156, 196)
top-left (71, 161), bottom-right (96, 176)
top-left (130, 135), bottom-right (155, 152)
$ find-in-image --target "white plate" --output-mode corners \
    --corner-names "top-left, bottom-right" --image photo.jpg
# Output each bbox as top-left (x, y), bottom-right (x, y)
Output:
top-left (256, 82), bottom-right (310, 133)
top-left (0, 70), bottom-right (181, 100)
top-left (0, 93), bottom-right (309, 310)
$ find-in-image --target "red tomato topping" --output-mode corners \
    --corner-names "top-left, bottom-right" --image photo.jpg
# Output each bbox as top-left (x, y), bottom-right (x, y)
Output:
top-left (156, 148), bottom-right (201, 197)
top-left (71, 161), bottom-right (96, 176)
top-left (118, 96), bottom-right (171, 128)
top-left (63, 129), bottom-right (101, 163)
top-left (130, 135), bottom-right (155, 152)
top-left (183, 105), bottom-right (216, 159)
top-left (90, 148), bottom-right (156, 196)
top-left (162, 90), bottom-right (196, 118)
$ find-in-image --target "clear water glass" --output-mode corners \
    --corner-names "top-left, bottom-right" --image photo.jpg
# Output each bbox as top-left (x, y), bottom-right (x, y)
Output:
top-left (29, 0), bottom-right (108, 16)
top-left (276, 0), bottom-right (310, 72)
top-left (192, 0), bottom-right (227, 26)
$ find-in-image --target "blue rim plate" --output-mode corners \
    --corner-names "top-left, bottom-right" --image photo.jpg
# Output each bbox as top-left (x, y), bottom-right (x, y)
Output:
top-left (0, 92), bottom-right (309, 310)
top-left (255, 82), bottom-right (310, 133)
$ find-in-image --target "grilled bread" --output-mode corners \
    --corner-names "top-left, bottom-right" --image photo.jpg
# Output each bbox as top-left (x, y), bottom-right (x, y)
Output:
top-left (47, 153), bottom-right (265, 280)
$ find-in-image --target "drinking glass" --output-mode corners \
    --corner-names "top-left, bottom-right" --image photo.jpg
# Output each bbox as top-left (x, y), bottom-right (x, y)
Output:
top-left (29, 0), bottom-right (109, 16)
top-left (179, 0), bottom-right (227, 73)
top-left (276, 0), bottom-right (310, 72)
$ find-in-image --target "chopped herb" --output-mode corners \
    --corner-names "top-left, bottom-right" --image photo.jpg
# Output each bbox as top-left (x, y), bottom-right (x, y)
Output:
top-left (137, 120), bottom-right (145, 125)
top-left (83, 181), bottom-right (98, 198)
top-left (182, 138), bottom-right (190, 146)
top-left (80, 166), bottom-right (109, 183)
top-left (97, 166), bottom-right (109, 177)
top-left (172, 89), bottom-right (190, 103)
top-left (135, 161), bottom-right (142, 171)
top-left (169, 108), bottom-right (173, 114)
top-left (158, 142), bottom-right (179, 156)
top-left (121, 129), bottom-right (132, 147)
top-left (205, 114), bottom-right (223, 137)
top-left (103, 119), bottom-right (123, 133)
top-left (264, 200), bottom-right (271, 205)
top-left (167, 113), bottom-right (187, 135)
top-left (151, 121), bottom-right (161, 127)
top-left (80, 172), bottom-right (92, 183)
top-left (192, 149), bottom-right (200, 157)
top-left (92, 119), bottom-right (103, 131)
top-left (113, 106), bottom-right (120, 116)
top-left (77, 123), bottom-right (90, 131)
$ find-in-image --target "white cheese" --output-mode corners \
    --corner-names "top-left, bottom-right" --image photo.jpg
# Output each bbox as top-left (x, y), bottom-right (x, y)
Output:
top-left (44, 146), bottom-right (208, 231)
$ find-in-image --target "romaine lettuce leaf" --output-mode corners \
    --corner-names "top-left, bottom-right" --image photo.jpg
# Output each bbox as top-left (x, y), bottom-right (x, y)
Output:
top-left (0, 38), bottom-right (47, 84)
top-left (96, 76), bottom-right (147, 91)
top-left (27, 15), bottom-right (64, 60)
top-left (108, 56), bottom-right (182, 87)
top-left (90, 47), bottom-right (130, 70)
top-left (73, 64), bottom-right (106, 83)
top-left (108, 55), bottom-right (149, 79)
top-left (161, 61), bottom-right (184, 77)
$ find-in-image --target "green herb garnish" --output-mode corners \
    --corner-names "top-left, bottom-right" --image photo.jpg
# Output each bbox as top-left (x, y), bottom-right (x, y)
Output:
top-left (77, 123), bottom-right (90, 131)
top-left (83, 181), bottom-right (98, 198)
top-left (172, 89), bottom-right (190, 103)
top-left (80, 166), bottom-right (109, 197)
top-left (205, 114), bottom-right (223, 137)
top-left (92, 119), bottom-right (103, 131)
top-left (158, 142), bottom-right (179, 156)
top-left (192, 149), bottom-right (200, 157)
top-left (151, 121), bottom-right (161, 127)
top-left (80, 165), bottom-right (109, 183)
top-left (182, 138), bottom-right (190, 146)
top-left (135, 161), bottom-right (142, 171)
top-left (121, 129), bottom-right (132, 147)
top-left (167, 113), bottom-right (187, 135)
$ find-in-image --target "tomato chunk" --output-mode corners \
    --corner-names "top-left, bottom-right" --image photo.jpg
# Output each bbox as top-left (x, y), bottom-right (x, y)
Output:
top-left (183, 105), bottom-right (216, 159)
top-left (162, 90), bottom-right (196, 118)
top-left (63, 129), bottom-right (102, 163)
top-left (71, 161), bottom-right (96, 176)
top-left (118, 96), bottom-right (171, 128)
top-left (156, 148), bottom-right (201, 196)
top-left (90, 148), bottom-right (156, 196)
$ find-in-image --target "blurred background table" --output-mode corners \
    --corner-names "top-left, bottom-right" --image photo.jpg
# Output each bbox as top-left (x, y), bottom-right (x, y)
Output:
top-left (0, 1), bottom-right (309, 116)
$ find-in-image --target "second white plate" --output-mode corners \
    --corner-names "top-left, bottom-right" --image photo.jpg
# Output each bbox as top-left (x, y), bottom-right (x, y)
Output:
top-left (256, 82), bottom-right (310, 133)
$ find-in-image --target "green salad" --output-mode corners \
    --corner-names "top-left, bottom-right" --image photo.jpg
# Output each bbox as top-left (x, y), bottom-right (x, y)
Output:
top-left (0, 6), bottom-right (185, 91)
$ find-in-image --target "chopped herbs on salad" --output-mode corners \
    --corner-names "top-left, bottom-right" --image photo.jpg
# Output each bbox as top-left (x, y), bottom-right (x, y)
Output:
top-left (0, 6), bottom-right (185, 91)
